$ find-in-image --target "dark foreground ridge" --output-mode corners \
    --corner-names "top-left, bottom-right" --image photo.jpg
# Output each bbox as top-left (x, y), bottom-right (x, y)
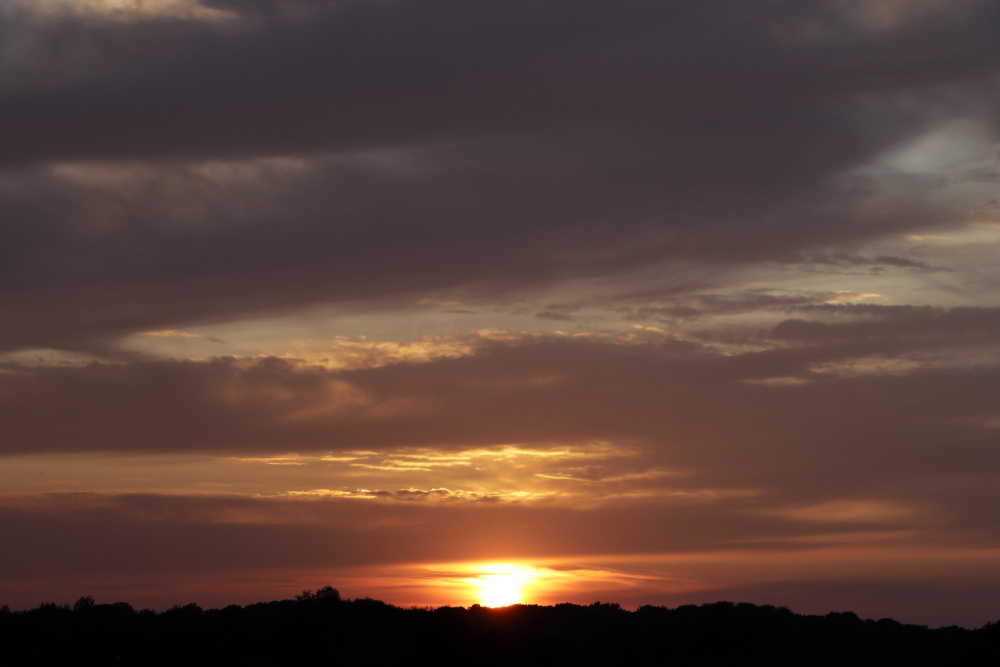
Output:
top-left (2, 587), bottom-right (999, 666)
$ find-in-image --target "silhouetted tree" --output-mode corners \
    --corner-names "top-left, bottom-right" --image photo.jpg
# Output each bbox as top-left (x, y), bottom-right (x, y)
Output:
top-left (0, 592), bottom-right (996, 666)
top-left (73, 595), bottom-right (95, 612)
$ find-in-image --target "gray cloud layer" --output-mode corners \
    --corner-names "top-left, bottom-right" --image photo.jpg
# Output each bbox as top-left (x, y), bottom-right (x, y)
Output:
top-left (2, 0), bottom-right (998, 350)
top-left (3, 332), bottom-right (999, 513)
top-left (8, 0), bottom-right (994, 164)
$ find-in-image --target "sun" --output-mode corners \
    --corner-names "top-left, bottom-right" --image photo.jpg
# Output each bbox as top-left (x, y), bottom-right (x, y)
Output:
top-left (478, 573), bottom-right (524, 607)
top-left (472, 564), bottom-right (536, 607)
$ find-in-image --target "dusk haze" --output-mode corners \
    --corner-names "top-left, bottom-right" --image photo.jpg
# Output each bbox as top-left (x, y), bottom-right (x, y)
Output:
top-left (2, 0), bottom-right (1000, 631)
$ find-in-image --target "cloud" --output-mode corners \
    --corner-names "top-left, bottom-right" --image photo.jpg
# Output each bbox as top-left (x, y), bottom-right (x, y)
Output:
top-left (771, 305), bottom-right (1000, 346)
top-left (1, 487), bottom-right (997, 625)
top-left (4, 0), bottom-right (998, 164)
top-left (197, 0), bottom-right (337, 17)
top-left (2, 0), bottom-right (999, 626)
top-left (283, 487), bottom-right (552, 503)
top-left (617, 289), bottom-right (885, 323)
top-left (1, 1), bottom-right (997, 352)
top-left (2, 332), bottom-right (999, 521)
top-left (0, 489), bottom-right (950, 572)
top-left (0, 145), bottom-right (967, 353)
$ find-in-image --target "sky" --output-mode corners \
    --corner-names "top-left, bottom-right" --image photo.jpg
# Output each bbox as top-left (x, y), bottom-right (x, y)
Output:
top-left (2, 0), bottom-right (1000, 628)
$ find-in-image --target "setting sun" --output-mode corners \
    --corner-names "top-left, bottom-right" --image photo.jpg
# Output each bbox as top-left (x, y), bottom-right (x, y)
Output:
top-left (4, 0), bottom-right (1000, 636)
top-left (470, 564), bottom-right (539, 607)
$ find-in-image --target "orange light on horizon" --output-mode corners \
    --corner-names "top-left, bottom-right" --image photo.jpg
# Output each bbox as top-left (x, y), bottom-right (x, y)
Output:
top-left (467, 563), bottom-right (546, 607)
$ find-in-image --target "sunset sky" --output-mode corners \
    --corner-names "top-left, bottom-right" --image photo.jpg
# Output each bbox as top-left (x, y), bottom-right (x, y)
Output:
top-left (2, 0), bottom-right (1000, 628)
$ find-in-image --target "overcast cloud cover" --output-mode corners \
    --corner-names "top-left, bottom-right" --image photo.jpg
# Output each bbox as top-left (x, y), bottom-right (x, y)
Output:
top-left (2, 0), bottom-right (1000, 626)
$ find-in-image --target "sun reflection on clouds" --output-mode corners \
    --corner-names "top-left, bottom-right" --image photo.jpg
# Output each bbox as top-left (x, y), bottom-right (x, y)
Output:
top-left (121, 327), bottom-right (715, 372)
top-left (0, 442), bottom-right (741, 508)
top-left (282, 487), bottom-right (557, 503)
top-left (822, 291), bottom-right (887, 304)
top-left (218, 442), bottom-right (636, 471)
top-left (199, 443), bottom-right (719, 506)
top-left (12, 0), bottom-right (230, 21)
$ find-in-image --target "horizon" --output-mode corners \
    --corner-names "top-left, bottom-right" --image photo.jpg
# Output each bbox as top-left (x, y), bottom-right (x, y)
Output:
top-left (2, 0), bottom-right (1000, 632)
top-left (6, 584), bottom-right (993, 631)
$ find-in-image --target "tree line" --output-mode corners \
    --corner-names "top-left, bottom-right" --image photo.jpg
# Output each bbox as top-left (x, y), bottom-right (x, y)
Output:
top-left (2, 587), bottom-right (998, 665)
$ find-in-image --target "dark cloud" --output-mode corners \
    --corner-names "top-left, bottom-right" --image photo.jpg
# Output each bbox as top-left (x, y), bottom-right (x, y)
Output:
top-left (794, 252), bottom-right (940, 272)
top-left (0, 489), bottom-right (995, 624)
top-left (0, 488), bottom-right (948, 578)
top-left (534, 307), bottom-right (578, 322)
top-left (198, 0), bottom-right (338, 17)
top-left (2, 334), bottom-right (999, 513)
top-left (3, 0), bottom-right (996, 164)
top-left (771, 305), bottom-right (1000, 344)
top-left (618, 289), bottom-right (848, 322)
top-left (0, 140), bottom-right (948, 352)
top-left (0, 491), bottom-right (779, 580)
top-left (1, 1), bottom-right (997, 350)
top-left (0, 0), bottom-right (923, 162)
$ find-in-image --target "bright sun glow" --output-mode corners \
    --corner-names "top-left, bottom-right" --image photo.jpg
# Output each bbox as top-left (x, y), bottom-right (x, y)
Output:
top-left (471, 564), bottom-right (539, 607)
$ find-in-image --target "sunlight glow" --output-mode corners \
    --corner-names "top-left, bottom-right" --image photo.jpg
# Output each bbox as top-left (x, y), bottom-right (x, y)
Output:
top-left (470, 564), bottom-right (540, 607)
